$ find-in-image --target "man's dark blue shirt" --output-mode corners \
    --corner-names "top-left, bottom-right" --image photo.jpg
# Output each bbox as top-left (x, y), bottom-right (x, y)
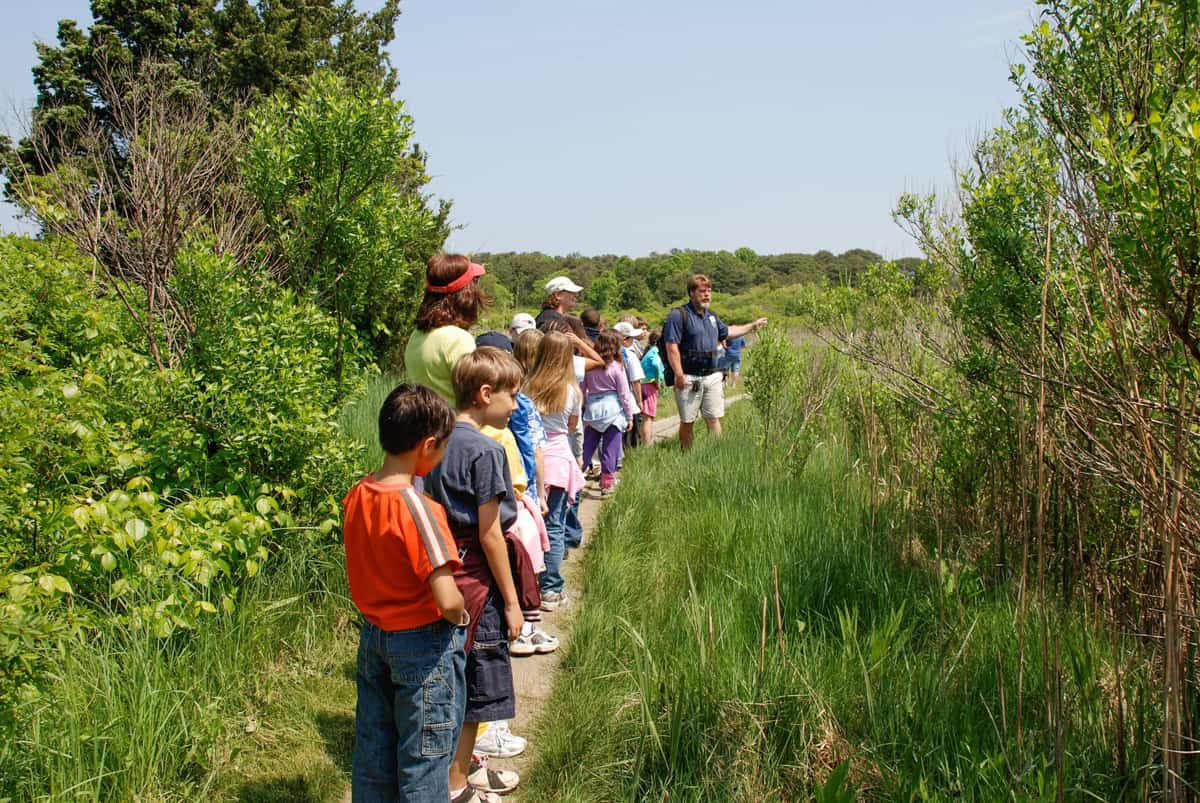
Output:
top-left (663, 303), bottom-right (728, 375)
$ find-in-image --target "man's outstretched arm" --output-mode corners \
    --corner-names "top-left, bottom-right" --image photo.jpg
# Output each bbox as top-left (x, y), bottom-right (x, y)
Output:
top-left (727, 317), bottom-right (768, 339)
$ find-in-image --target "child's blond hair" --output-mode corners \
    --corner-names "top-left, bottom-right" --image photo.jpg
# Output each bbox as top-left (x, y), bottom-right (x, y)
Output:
top-left (523, 331), bottom-right (576, 416)
top-left (513, 329), bottom-right (544, 375)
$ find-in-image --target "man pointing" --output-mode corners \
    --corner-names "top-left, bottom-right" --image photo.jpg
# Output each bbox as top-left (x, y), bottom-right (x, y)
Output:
top-left (662, 273), bottom-right (767, 451)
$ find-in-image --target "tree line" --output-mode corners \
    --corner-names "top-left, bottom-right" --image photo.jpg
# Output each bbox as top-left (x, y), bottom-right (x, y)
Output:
top-left (475, 247), bottom-right (924, 312)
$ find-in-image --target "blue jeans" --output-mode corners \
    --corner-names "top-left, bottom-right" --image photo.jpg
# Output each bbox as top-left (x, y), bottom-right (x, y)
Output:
top-left (541, 487), bottom-right (569, 594)
top-left (564, 491), bottom-right (583, 549)
top-left (352, 618), bottom-right (467, 803)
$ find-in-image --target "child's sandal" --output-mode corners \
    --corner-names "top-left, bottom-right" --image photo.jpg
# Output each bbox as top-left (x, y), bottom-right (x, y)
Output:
top-left (451, 787), bottom-right (501, 803)
top-left (468, 761), bottom-right (520, 795)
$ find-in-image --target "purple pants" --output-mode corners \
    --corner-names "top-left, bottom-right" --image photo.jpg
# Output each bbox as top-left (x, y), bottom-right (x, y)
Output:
top-left (582, 425), bottom-right (622, 488)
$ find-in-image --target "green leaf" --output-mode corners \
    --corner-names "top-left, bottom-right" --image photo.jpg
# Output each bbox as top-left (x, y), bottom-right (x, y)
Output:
top-left (125, 518), bottom-right (148, 541)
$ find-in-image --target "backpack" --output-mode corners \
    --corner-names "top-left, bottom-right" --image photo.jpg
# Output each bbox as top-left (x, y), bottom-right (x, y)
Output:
top-left (661, 303), bottom-right (690, 387)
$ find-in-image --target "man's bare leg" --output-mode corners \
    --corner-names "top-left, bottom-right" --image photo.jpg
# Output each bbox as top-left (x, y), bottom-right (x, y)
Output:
top-left (678, 420), bottom-right (695, 452)
top-left (704, 417), bottom-right (723, 438)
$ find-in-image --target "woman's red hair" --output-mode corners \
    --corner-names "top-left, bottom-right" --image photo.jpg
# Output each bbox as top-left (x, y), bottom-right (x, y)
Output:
top-left (414, 254), bottom-right (489, 331)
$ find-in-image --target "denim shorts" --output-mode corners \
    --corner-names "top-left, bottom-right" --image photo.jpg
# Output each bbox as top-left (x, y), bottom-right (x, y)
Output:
top-left (465, 593), bottom-right (516, 722)
top-left (351, 618), bottom-right (467, 803)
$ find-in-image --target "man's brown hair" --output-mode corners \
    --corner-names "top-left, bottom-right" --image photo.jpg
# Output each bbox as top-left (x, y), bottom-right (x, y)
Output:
top-left (415, 254), bottom-right (489, 331)
top-left (686, 273), bottom-right (713, 295)
top-left (451, 346), bottom-right (524, 410)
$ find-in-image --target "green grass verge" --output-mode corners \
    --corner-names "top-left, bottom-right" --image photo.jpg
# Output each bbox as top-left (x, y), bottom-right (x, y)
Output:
top-left (520, 409), bottom-right (1162, 801)
top-left (6, 543), bottom-right (359, 802)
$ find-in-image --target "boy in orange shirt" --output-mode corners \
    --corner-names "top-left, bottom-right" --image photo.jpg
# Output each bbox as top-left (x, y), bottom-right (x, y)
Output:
top-left (343, 384), bottom-right (469, 802)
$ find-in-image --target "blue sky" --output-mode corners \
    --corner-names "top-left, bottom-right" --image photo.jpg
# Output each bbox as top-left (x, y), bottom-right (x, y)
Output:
top-left (0, 1), bottom-right (1037, 258)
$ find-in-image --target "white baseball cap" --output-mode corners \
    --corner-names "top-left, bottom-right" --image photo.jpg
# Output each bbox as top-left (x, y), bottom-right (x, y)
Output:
top-left (545, 275), bottom-right (583, 294)
top-left (613, 321), bottom-right (645, 338)
top-left (510, 312), bottom-right (536, 334)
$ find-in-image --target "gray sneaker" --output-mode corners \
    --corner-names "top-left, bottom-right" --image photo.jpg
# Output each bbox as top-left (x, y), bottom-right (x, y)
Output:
top-left (473, 721), bottom-right (526, 758)
top-left (539, 590), bottom-right (567, 612)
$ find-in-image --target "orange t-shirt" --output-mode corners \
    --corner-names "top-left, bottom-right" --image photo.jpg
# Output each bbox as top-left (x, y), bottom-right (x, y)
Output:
top-left (343, 477), bottom-right (462, 631)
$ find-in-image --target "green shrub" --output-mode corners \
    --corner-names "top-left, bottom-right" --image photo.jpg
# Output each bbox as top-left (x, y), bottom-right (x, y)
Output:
top-left (744, 325), bottom-right (842, 471)
top-left (169, 242), bottom-right (365, 505)
top-left (0, 235), bottom-right (362, 773)
top-left (242, 70), bottom-right (449, 376)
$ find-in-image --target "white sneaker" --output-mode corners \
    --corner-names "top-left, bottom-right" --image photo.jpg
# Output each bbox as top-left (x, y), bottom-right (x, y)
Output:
top-left (473, 721), bottom-right (526, 758)
top-left (509, 632), bottom-right (537, 656)
top-left (528, 627), bottom-right (559, 654)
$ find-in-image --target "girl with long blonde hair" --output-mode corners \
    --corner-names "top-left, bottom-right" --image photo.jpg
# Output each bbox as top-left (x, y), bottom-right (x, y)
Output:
top-left (521, 332), bottom-right (585, 608)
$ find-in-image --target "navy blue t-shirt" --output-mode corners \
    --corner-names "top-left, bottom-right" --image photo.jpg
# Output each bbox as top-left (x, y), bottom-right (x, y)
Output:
top-left (425, 422), bottom-right (518, 541)
top-left (662, 303), bottom-right (729, 375)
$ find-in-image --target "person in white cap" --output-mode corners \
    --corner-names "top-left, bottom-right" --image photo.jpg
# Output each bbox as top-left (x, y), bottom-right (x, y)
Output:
top-left (613, 321), bottom-right (647, 449)
top-left (535, 276), bottom-right (583, 331)
top-left (509, 312), bottom-right (536, 341)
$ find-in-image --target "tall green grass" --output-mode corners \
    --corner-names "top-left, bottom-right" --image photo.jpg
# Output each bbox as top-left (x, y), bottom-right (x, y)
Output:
top-left (522, 409), bottom-right (1161, 801)
top-left (336, 371), bottom-right (405, 472)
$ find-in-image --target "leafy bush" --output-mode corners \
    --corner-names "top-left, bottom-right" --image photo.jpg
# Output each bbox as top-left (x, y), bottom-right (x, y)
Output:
top-left (243, 70), bottom-right (449, 375)
top-left (744, 325), bottom-right (842, 471)
top-left (0, 237), bottom-right (161, 567)
top-left (0, 235), bottom-right (361, 759)
top-left (169, 242), bottom-right (365, 505)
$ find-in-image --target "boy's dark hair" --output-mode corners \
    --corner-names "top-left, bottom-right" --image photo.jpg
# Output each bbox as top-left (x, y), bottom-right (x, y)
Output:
top-left (452, 346), bottom-right (524, 410)
top-left (580, 308), bottom-right (601, 328)
top-left (648, 328), bottom-right (661, 348)
top-left (378, 384), bottom-right (456, 455)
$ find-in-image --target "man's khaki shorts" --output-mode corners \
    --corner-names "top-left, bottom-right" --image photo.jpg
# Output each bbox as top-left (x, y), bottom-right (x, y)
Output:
top-left (674, 371), bottom-right (725, 423)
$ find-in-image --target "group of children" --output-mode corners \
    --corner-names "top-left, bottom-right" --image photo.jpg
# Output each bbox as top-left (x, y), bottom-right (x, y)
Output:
top-left (343, 303), bottom-right (668, 801)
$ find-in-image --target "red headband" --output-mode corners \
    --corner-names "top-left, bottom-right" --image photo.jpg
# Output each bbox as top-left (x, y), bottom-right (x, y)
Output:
top-left (426, 261), bottom-right (485, 294)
